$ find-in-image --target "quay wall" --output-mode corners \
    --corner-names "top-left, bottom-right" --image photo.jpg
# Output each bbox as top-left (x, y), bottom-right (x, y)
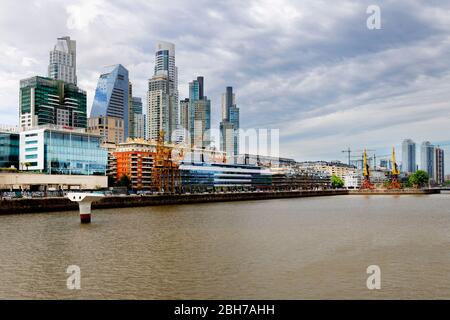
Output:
top-left (0, 190), bottom-right (347, 215)
top-left (0, 189), bottom-right (441, 215)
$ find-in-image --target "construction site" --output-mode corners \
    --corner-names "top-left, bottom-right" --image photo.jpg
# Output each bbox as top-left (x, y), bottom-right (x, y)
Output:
top-left (341, 147), bottom-right (404, 190)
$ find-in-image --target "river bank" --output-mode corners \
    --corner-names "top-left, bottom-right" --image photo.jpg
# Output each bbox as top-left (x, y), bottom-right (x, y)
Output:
top-left (0, 188), bottom-right (440, 215)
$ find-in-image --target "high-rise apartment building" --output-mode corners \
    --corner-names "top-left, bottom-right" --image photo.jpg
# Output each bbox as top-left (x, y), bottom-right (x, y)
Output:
top-left (90, 64), bottom-right (130, 139)
top-left (220, 86), bottom-right (240, 157)
top-left (19, 76), bottom-right (87, 129)
top-left (147, 73), bottom-right (170, 141)
top-left (147, 41), bottom-right (178, 142)
top-left (434, 147), bottom-right (444, 185)
top-left (188, 77), bottom-right (210, 148)
top-left (421, 141), bottom-right (435, 180)
top-left (48, 36), bottom-right (77, 85)
top-left (401, 139), bottom-right (416, 174)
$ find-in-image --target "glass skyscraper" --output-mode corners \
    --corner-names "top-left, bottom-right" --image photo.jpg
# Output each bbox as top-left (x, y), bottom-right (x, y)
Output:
top-left (91, 64), bottom-right (130, 139)
top-left (401, 139), bottom-right (416, 173)
top-left (421, 141), bottom-right (435, 180)
top-left (220, 86), bottom-right (240, 158)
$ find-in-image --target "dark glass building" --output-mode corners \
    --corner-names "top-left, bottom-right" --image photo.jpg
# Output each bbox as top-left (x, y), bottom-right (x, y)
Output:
top-left (19, 76), bottom-right (87, 129)
top-left (0, 130), bottom-right (20, 169)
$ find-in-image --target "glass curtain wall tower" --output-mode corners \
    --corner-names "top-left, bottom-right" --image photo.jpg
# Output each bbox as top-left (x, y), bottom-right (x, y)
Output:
top-left (401, 139), bottom-right (416, 174)
top-left (90, 64), bottom-right (130, 139)
top-left (220, 86), bottom-right (240, 158)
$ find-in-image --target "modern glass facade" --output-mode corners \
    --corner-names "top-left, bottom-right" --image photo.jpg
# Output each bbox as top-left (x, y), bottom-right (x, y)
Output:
top-left (421, 141), bottom-right (434, 179)
top-left (179, 162), bottom-right (272, 191)
top-left (91, 64), bottom-right (130, 139)
top-left (19, 76), bottom-right (87, 129)
top-left (401, 139), bottom-right (416, 173)
top-left (0, 132), bottom-right (19, 169)
top-left (20, 126), bottom-right (107, 175)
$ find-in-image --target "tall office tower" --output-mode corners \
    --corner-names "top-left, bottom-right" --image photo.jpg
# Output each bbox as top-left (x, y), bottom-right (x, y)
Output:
top-left (180, 98), bottom-right (190, 132)
top-left (188, 77), bottom-right (211, 148)
top-left (130, 97), bottom-right (145, 139)
top-left (401, 139), bottom-right (416, 174)
top-left (147, 41), bottom-right (178, 142)
top-left (48, 36), bottom-right (77, 85)
top-left (19, 76), bottom-right (87, 129)
top-left (128, 81), bottom-right (133, 138)
top-left (421, 141), bottom-right (435, 180)
top-left (434, 147), bottom-right (445, 185)
top-left (220, 86), bottom-right (240, 157)
top-left (132, 97), bottom-right (143, 114)
top-left (90, 64), bottom-right (130, 139)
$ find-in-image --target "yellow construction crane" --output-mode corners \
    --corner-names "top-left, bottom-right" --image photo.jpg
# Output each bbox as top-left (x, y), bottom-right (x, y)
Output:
top-left (361, 149), bottom-right (375, 189)
top-left (391, 147), bottom-right (400, 176)
top-left (389, 146), bottom-right (401, 189)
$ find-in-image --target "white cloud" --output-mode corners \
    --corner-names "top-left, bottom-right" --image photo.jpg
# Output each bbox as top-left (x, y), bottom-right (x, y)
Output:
top-left (66, 0), bottom-right (104, 31)
top-left (0, 0), bottom-right (449, 171)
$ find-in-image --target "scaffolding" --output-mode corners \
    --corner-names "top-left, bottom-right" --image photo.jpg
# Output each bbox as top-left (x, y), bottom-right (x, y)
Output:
top-left (151, 130), bottom-right (181, 193)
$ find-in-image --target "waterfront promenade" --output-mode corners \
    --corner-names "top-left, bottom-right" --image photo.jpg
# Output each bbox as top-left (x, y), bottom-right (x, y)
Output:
top-left (0, 189), bottom-right (440, 215)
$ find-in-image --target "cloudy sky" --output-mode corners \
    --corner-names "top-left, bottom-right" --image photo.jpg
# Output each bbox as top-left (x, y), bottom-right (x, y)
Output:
top-left (1, 0), bottom-right (449, 170)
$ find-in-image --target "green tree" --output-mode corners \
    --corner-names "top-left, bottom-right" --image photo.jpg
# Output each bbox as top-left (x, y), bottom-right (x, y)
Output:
top-left (107, 175), bottom-right (116, 187)
top-left (408, 170), bottom-right (429, 188)
top-left (331, 175), bottom-right (345, 188)
top-left (117, 174), bottom-right (132, 188)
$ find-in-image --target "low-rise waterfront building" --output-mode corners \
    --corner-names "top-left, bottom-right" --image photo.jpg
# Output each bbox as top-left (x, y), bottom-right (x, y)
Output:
top-left (179, 162), bottom-right (272, 192)
top-left (344, 173), bottom-right (361, 189)
top-left (0, 126), bottom-right (20, 169)
top-left (19, 125), bottom-right (107, 175)
top-left (297, 161), bottom-right (356, 179)
top-left (113, 138), bottom-right (156, 190)
top-left (0, 172), bottom-right (107, 191)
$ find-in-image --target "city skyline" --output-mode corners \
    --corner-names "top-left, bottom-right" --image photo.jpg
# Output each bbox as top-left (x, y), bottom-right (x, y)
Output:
top-left (1, 1), bottom-right (450, 169)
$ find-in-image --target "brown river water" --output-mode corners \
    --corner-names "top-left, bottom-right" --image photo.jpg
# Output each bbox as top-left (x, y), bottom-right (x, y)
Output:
top-left (0, 194), bottom-right (449, 299)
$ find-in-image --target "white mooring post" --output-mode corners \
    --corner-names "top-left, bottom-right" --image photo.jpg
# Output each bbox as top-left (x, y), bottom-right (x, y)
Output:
top-left (66, 193), bottom-right (105, 223)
